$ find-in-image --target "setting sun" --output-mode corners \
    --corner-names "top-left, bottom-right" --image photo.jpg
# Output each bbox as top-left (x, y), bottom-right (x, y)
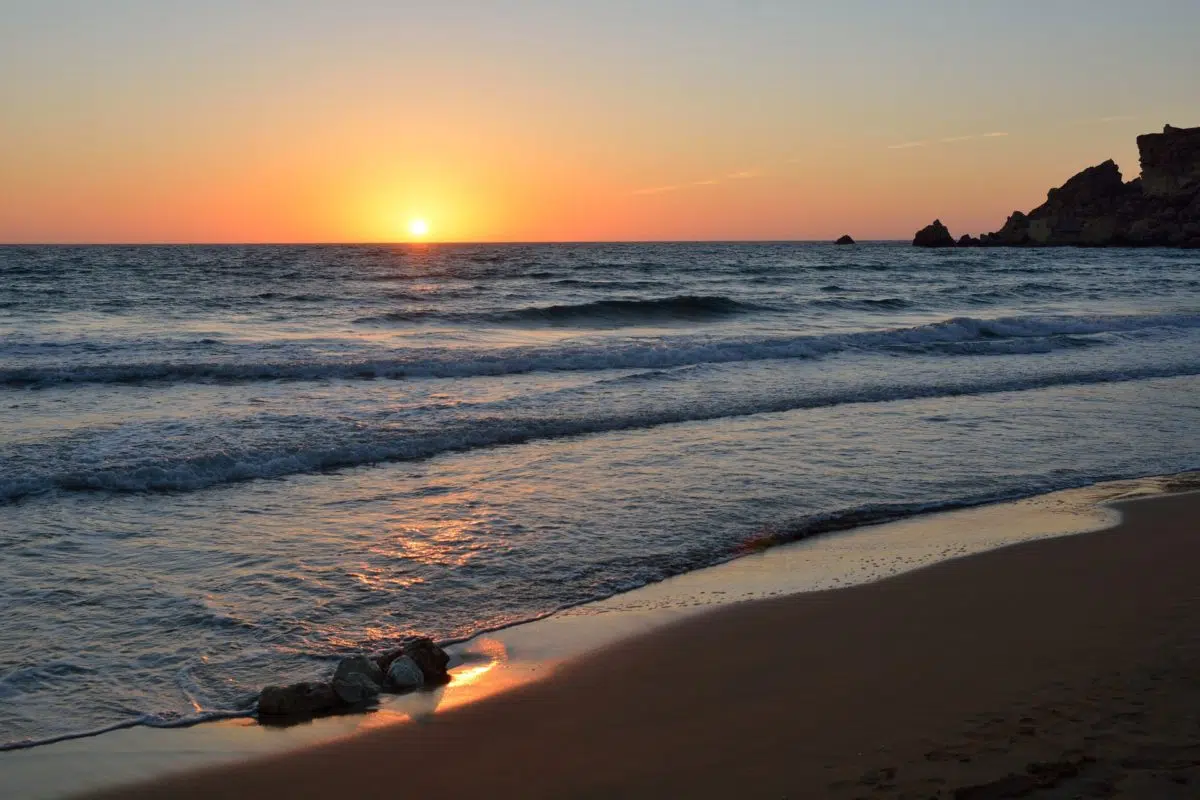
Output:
top-left (408, 218), bottom-right (430, 239)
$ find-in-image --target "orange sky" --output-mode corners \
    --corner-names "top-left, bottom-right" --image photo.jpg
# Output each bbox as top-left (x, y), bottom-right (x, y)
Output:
top-left (2, 2), bottom-right (1197, 243)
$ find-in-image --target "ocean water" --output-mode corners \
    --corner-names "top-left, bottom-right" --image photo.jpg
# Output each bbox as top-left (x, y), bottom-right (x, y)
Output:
top-left (2, 242), bottom-right (1199, 749)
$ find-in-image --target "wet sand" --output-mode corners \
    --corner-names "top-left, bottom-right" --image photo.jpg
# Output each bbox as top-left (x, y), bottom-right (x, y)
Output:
top-left (89, 490), bottom-right (1200, 798)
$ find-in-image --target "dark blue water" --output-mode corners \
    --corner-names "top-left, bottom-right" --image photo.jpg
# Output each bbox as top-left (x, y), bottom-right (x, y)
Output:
top-left (2, 242), bottom-right (1199, 748)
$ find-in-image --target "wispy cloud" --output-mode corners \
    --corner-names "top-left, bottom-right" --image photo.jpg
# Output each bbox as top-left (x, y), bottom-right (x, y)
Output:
top-left (1072, 115), bottom-right (1136, 126)
top-left (632, 169), bottom-right (763, 196)
top-left (889, 132), bottom-right (1009, 149)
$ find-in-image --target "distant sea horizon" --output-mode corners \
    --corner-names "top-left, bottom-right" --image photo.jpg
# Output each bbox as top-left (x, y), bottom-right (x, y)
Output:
top-left (1, 238), bottom-right (914, 246)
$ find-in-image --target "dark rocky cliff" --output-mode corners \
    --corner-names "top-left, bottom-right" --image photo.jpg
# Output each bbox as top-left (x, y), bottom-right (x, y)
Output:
top-left (919, 124), bottom-right (1200, 247)
top-left (1139, 124), bottom-right (1200, 198)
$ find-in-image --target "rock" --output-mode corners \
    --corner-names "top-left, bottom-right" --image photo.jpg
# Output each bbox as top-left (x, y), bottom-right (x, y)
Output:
top-left (1043, 159), bottom-right (1126, 209)
top-left (982, 210), bottom-right (1031, 246)
top-left (373, 647), bottom-right (405, 675)
top-left (403, 637), bottom-right (451, 685)
top-left (834, 234), bottom-right (855, 245)
top-left (331, 655), bottom-right (384, 705)
top-left (912, 219), bottom-right (956, 247)
top-left (387, 655), bottom-right (425, 690)
top-left (372, 638), bottom-right (450, 690)
top-left (957, 234), bottom-right (981, 247)
top-left (258, 681), bottom-right (339, 718)
top-left (1138, 124), bottom-right (1200, 197)
top-left (970, 124), bottom-right (1200, 247)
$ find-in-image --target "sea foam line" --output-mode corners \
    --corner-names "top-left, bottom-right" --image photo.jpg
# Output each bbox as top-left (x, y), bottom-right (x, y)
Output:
top-left (3, 360), bottom-right (1198, 502)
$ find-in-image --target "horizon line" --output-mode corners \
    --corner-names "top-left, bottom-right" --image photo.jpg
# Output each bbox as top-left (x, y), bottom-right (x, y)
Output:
top-left (0, 238), bottom-right (913, 247)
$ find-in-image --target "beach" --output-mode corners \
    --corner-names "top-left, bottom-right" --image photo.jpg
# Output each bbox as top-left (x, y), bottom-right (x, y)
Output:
top-left (5, 6), bottom-right (1200, 798)
top-left (82, 488), bottom-right (1200, 798)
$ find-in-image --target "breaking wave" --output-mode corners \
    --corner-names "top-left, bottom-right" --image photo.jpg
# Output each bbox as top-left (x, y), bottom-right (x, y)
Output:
top-left (4, 359), bottom-right (1198, 502)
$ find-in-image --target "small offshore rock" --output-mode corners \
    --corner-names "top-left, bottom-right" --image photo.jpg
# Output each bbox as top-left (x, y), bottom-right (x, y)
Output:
top-left (834, 234), bottom-right (855, 245)
top-left (404, 637), bottom-right (451, 685)
top-left (258, 681), bottom-right (338, 718)
top-left (387, 655), bottom-right (425, 690)
top-left (957, 234), bottom-right (981, 247)
top-left (912, 219), bottom-right (956, 247)
top-left (332, 655), bottom-right (385, 705)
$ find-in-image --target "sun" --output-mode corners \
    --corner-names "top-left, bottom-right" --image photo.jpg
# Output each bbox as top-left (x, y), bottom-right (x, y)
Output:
top-left (407, 218), bottom-right (430, 239)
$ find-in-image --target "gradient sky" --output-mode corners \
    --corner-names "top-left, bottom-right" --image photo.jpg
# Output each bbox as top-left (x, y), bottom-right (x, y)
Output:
top-left (2, 0), bottom-right (1198, 243)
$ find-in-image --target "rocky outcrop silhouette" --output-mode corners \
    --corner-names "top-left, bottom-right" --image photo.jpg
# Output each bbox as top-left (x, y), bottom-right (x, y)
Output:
top-left (1140, 124), bottom-right (1200, 198)
top-left (913, 219), bottom-right (956, 247)
top-left (980, 159), bottom-right (1151, 246)
top-left (917, 124), bottom-right (1200, 247)
top-left (835, 234), bottom-right (855, 245)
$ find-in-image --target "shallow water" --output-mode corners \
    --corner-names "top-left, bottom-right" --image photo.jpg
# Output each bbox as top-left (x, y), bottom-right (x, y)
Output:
top-left (2, 242), bottom-right (1199, 748)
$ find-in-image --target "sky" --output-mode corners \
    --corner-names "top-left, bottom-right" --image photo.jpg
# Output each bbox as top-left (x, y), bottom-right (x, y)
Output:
top-left (1, 0), bottom-right (1198, 243)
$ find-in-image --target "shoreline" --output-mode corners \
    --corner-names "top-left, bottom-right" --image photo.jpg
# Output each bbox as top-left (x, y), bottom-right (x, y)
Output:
top-left (1, 472), bottom-right (1196, 798)
top-left (90, 486), bottom-right (1200, 798)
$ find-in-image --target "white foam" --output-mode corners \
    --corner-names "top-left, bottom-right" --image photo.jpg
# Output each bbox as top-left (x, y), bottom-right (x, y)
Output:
top-left (4, 357), bottom-right (1198, 502)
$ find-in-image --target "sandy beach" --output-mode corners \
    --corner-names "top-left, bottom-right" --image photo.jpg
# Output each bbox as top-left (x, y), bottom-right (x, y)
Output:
top-left (82, 489), bottom-right (1200, 799)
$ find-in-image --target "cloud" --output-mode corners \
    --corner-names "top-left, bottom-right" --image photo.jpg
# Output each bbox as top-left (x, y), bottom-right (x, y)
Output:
top-left (1072, 115), bottom-right (1136, 126)
top-left (889, 132), bottom-right (1009, 149)
top-left (632, 169), bottom-right (762, 196)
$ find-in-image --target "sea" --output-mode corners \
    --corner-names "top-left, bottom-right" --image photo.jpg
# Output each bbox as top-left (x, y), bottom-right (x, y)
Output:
top-left (2, 242), bottom-right (1199, 751)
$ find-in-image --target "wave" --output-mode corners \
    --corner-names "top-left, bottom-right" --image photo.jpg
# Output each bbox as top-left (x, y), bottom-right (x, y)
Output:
top-left (548, 278), bottom-right (670, 290)
top-left (811, 297), bottom-right (912, 311)
top-left (4, 360), bottom-right (1198, 502)
top-left (3, 312), bottom-right (1198, 389)
top-left (356, 294), bottom-right (764, 327)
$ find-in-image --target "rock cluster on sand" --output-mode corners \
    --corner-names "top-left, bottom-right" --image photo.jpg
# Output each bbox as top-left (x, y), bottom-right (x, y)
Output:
top-left (835, 234), bottom-right (855, 245)
top-left (914, 124), bottom-right (1200, 248)
top-left (912, 219), bottom-right (955, 248)
top-left (257, 637), bottom-right (451, 721)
